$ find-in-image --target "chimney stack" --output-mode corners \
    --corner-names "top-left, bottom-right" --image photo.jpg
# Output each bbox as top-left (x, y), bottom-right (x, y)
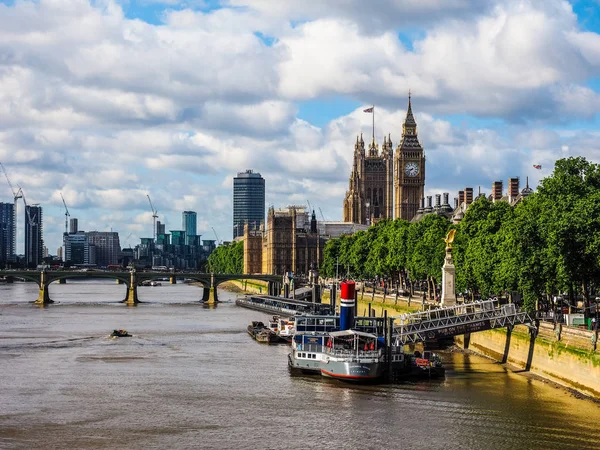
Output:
top-left (435, 194), bottom-right (441, 208)
top-left (492, 181), bottom-right (503, 201)
top-left (465, 187), bottom-right (474, 205)
top-left (424, 196), bottom-right (433, 213)
top-left (508, 177), bottom-right (519, 202)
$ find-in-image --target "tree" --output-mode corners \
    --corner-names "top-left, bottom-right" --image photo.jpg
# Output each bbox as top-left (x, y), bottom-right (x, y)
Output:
top-left (206, 241), bottom-right (243, 273)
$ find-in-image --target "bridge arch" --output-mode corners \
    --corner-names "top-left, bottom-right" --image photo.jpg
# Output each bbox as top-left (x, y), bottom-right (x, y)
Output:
top-left (211, 274), bottom-right (284, 302)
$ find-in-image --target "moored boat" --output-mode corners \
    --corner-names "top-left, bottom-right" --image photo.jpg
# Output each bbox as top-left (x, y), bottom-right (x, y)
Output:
top-left (288, 329), bottom-right (392, 382)
top-left (255, 329), bottom-right (280, 344)
top-left (409, 350), bottom-right (445, 378)
top-left (247, 321), bottom-right (266, 338)
top-left (267, 315), bottom-right (296, 343)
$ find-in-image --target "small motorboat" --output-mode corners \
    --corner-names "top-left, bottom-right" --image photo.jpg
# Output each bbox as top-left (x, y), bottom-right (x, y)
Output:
top-left (247, 321), bottom-right (266, 338)
top-left (111, 329), bottom-right (132, 337)
top-left (255, 329), bottom-right (279, 344)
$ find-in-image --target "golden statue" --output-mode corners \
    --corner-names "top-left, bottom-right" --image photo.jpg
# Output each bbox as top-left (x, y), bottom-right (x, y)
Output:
top-left (443, 229), bottom-right (456, 250)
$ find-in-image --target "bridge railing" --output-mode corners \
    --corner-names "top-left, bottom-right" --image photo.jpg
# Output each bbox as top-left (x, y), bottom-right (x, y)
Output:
top-left (392, 300), bottom-right (533, 344)
top-left (394, 299), bottom-right (500, 325)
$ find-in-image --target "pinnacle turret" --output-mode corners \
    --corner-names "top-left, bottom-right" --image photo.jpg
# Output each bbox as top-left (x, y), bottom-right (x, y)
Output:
top-left (404, 93), bottom-right (416, 127)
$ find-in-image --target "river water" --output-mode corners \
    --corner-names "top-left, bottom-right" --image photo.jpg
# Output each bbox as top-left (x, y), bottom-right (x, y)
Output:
top-left (0, 280), bottom-right (599, 450)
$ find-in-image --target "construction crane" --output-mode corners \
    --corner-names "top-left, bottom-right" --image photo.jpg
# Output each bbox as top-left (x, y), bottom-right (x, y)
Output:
top-left (60, 192), bottom-right (70, 235)
top-left (318, 207), bottom-right (326, 221)
top-left (124, 232), bottom-right (133, 249)
top-left (211, 226), bottom-right (221, 245)
top-left (146, 194), bottom-right (158, 241)
top-left (0, 162), bottom-right (22, 260)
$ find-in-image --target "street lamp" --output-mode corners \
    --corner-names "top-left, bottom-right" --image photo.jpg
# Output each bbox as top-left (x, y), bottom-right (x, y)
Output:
top-left (365, 200), bottom-right (370, 226)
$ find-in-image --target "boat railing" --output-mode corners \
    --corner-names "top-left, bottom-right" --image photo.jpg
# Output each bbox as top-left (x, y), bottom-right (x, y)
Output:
top-left (327, 348), bottom-right (381, 360)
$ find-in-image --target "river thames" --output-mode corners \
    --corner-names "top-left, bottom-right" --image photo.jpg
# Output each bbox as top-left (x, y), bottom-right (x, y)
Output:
top-left (1, 280), bottom-right (599, 449)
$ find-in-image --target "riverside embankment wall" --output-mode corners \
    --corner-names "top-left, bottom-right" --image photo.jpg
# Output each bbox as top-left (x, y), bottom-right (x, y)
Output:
top-left (455, 322), bottom-right (600, 398)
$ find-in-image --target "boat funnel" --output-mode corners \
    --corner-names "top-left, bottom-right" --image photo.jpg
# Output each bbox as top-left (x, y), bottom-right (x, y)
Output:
top-left (339, 281), bottom-right (356, 331)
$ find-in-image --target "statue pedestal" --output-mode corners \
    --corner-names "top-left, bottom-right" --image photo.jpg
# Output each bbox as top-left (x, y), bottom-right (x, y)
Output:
top-left (441, 252), bottom-right (456, 307)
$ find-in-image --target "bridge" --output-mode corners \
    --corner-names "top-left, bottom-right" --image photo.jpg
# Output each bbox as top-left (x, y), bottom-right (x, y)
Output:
top-left (392, 299), bottom-right (535, 344)
top-left (0, 269), bottom-right (284, 305)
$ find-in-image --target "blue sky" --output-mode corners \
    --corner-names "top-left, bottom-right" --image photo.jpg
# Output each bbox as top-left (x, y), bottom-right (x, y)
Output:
top-left (0, 0), bottom-right (599, 254)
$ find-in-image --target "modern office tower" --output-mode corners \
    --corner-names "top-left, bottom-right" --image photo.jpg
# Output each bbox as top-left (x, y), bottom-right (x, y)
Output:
top-left (182, 211), bottom-right (197, 245)
top-left (25, 205), bottom-right (43, 267)
top-left (233, 169), bottom-right (265, 239)
top-left (64, 233), bottom-right (90, 265)
top-left (0, 202), bottom-right (15, 265)
top-left (156, 220), bottom-right (166, 236)
top-left (69, 218), bottom-right (78, 234)
top-left (86, 231), bottom-right (120, 266)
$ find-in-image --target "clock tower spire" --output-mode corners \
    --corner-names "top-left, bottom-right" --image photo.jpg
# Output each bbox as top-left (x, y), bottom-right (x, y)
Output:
top-left (394, 93), bottom-right (425, 221)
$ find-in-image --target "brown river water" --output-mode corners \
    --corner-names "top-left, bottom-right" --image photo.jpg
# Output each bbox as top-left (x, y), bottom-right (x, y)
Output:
top-left (1, 280), bottom-right (599, 449)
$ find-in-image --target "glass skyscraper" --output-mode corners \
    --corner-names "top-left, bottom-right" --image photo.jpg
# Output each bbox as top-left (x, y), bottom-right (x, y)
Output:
top-left (25, 205), bottom-right (43, 267)
top-left (233, 170), bottom-right (265, 239)
top-left (182, 211), bottom-right (197, 245)
top-left (0, 202), bottom-right (15, 265)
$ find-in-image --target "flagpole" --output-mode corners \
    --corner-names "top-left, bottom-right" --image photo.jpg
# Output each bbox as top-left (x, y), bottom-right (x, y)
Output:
top-left (372, 104), bottom-right (375, 142)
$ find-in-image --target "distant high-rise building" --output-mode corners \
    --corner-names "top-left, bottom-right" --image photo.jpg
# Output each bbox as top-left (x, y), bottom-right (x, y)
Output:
top-left (56, 247), bottom-right (63, 260)
top-left (64, 233), bottom-right (90, 265)
top-left (69, 218), bottom-right (78, 234)
top-left (233, 170), bottom-right (265, 239)
top-left (86, 231), bottom-right (120, 266)
top-left (25, 205), bottom-right (43, 267)
top-left (182, 211), bottom-right (197, 245)
top-left (156, 220), bottom-right (166, 236)
top-left (170, 230), bottom-right (186, 246)
top-left (0, 202), bottom-right (15, 265)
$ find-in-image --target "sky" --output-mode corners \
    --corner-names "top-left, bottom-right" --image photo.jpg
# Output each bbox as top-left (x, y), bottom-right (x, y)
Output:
top-left (1, 0), bottom-right (600, 254)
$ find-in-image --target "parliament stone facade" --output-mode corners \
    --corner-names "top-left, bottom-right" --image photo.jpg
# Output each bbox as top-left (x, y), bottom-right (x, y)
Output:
top-left (343, 96), bottom-right (426, 224)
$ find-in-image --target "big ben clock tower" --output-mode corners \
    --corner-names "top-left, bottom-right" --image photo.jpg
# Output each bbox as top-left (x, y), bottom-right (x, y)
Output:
top-left (394, 94), bottom-right (425, 221)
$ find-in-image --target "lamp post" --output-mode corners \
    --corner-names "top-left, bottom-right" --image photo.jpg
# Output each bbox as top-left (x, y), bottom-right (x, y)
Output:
top-left (365, 200), bottom-right (370, 226)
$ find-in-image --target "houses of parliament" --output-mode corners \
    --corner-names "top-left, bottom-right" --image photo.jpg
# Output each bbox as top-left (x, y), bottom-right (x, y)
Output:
top-left (343, 95), bottom-right (425, 223)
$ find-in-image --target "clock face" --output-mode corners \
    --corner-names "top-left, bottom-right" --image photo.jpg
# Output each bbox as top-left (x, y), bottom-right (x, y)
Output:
top-left (404, 162), bottom-right (419, 177)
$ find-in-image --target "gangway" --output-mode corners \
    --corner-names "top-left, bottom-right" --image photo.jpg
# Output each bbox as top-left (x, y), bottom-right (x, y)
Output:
top-left (392, 299), bottom-right (535, 345)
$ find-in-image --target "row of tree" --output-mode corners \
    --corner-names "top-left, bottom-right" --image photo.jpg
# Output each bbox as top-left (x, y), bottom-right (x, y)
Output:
top-left (321, 157), bottom-right (600, 313)
top-left (206, 240), bottom-right (243, 274)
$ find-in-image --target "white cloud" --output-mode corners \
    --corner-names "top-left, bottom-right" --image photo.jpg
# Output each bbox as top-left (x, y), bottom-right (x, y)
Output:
top-left (0, 0), bottom-right (598, 254)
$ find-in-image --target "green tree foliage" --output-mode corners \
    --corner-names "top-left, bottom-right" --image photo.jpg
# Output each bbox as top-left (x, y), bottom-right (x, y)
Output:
top-left (206, 241), bottom-right (243, 274)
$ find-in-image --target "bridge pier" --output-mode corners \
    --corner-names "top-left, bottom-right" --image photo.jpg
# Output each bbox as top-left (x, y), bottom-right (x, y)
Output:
top-left (58, 278), bottom-right (66, 284)
top-left (6, 276), bottom-right (13, 284)
top-left (502, 325), bottom-right (513, 364)
top-left (204, 273), bottom-right (218, 304)
top-left (34, 271), bottom-right (53, 305)
top-left (170, 275), bottom-right (176, 284)
top-left (116, 279), bottom-right (124, 285)
top-left (125, 270), bottom-right (139, 305)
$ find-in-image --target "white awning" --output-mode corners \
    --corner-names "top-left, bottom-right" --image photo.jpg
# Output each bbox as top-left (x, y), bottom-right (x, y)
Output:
top-left (329, 329), bottom-right (377, 339)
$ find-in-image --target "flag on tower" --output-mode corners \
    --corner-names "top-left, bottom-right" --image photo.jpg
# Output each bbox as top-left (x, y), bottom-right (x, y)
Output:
top-left (533, 164), bottom-right (542, 170)
top-left (363, 107), bottom-right (374, 113)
